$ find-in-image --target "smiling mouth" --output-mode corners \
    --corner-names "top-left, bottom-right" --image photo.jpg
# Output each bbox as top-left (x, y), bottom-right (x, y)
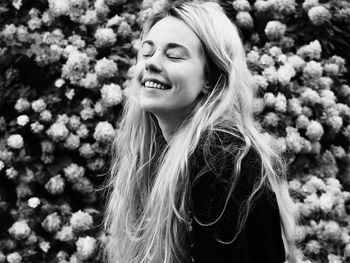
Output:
top-left (143, 80), bottom-right (171, 90)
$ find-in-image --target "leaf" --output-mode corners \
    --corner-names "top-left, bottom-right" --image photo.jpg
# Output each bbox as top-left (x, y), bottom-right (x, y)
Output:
top-left (0, 136), bottom-right (7, 150)
top-left (84, 208), bottom-right (101, 215)
top-left (47, 155), bottom-right (72, 176)
top-left (19, 148), bottom-right (26, 159)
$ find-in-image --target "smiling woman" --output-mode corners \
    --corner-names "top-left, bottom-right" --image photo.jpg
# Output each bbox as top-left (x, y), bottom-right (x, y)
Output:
top-left (100, 1), bottom-right (307, 263)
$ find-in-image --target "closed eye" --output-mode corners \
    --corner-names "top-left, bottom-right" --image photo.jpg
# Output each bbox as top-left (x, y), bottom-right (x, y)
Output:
top-left (141, 52), bottom-right (183, 60)
top-left (167, 55), bottom-right (182, 60)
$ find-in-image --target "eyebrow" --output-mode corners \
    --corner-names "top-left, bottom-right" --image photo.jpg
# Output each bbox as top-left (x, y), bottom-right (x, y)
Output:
top-left (141, 40), bottom-right (190, 55)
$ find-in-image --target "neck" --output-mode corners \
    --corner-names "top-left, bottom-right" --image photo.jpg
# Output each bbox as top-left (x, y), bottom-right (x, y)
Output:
top-left (154, 112), bottom-right (187, 144)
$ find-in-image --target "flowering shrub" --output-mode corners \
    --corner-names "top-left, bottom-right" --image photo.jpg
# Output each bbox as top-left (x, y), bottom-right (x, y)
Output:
top-left (0, 0), bottom-right (349, 262)
top-left (0, 0), bottom-right (146, 261)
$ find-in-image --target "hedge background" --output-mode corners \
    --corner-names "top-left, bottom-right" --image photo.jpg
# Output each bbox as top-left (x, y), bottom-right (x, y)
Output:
top-left (0, 0), bottom-right (350, 262)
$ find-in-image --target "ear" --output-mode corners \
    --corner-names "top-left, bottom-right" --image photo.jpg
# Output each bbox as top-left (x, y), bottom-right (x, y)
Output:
top-left (202, 82), bottom-right (210, 94)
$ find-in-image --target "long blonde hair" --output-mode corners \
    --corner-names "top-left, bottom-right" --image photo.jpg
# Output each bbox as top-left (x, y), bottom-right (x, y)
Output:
top-left (101, 1), bottom-right (304, 262)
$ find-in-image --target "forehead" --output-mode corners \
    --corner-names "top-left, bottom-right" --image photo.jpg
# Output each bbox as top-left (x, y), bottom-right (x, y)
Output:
top-left (145, 16), bottom-right (203, 55)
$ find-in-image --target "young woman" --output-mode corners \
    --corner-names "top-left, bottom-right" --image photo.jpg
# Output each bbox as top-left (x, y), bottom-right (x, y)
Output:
top-left (101, 1), bottom-right (305, 262)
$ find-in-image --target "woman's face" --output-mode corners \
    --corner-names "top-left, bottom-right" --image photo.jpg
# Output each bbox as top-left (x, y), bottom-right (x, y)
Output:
top-left (134, 16), bottom-right (207, 118)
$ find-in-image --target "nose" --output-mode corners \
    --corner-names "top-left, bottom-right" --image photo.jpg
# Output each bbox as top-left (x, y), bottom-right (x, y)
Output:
top-left (144, 51), bottom-right (162, 72)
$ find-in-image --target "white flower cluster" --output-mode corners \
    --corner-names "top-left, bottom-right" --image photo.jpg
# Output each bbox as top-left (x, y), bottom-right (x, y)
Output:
top-left (94, 0), bottom-right (110, 17)
top-left (14, 98), bottom-right (30, 112)
top-left (320, 89), bottom-right (336, 108)
top-left (269, 0), bottom-right (296, 16)
top-left (318, 76), bottom-right (333, 90)
top-left (265, 21), bottom-right (287, 40)
top-left (262, 66), bottom-right (278, 84)
top-left (6, 252), bottom-right (22, 263)
top-left (8, 220), bottom-right (31, 240)
top-left (247, 49), bottom-right (260, 64)
top-left (76, 124), bottom-right (89, 138)
top-left (76, 236), bottom-right (96, 260)
top-left (80, 107), bottom-right (95, 121)
top-left (93, 121), bottom-right (115, 143)
top-left (70, 210), bottom-right (93, 232)
top-left (296, 115), bottom-right (310, 129)
top-left (63, 163), bottom-right (85, 183)
top-left (297, 40), bottom-right (322, 60)
top-left (55, 225), bottom-right (74, 242)
top-left (46, 122), bottom-right (69, 141)
top-left (232, 0), bottom-right (251, 11)
top-left (80, 9), bottom-right (99, 25)
top-left (48, 0), bottom-right (70, 17)
top-left (107, 14), bottom-right (123, 27)
top-left (62, 51), bottom-right (90, 85)
top-left (277, 63), bottom-right (296, 86)
top-left (301, 88), bottom-right (321, 105)
top-left (69, 0), bottom-right (89, 22)
top-left (269, 46), bottom-right (282, 57)
top-left (287, 55), bottom-right (305, 71)
top-left (12, 0), bottom-right (22, 10)
top-left (324, 63), bottom-right (340, 77)
top-left (81, 73), bottom-right (99, 89)
top-left (6, 167), bottom-right (18, 179)
top-left (117, 21), bottom-right (132, 38)
top-left (253, 75), bottom-right (268, 90)
top-left (40, 110), bottom-right (52, 122)
top-left (63, 133), bottom-right (81, 150)
top-left (79, 143), bottom-right (95, 159)
top-left (95, 27), bottom-right (117, 47)
top-left (45, 174), bottom-right (66, 195)
top-left (260, 54), bottom-right (274, 67)
top-left (303, 60), bottom-right (323, 79)
top-left (1, 24), bottom-right (16, 43)
top-left (254, 0), bottom-right (296, 16)
top-left (39, 241), bottom-right (51, 253)
top-left (285, 126), bottom-right (312, 153)
top-left (324, 114), bottom-right (343, 134)
top-left (42, 212), bottom-right (62, 233)
top-left (236, 11), bottom-right (254, 29)
top-left (306, 120), bottom-right (324, 141)
top-left (264, 92), bottom-right (276, 108)
top-left (7, 134), bottom-right (24, 149)
top-left (68, 34), bottom-right (86, 48)
top-left (254, 0), bottom-right (271, 13)
top-left (263, 112), bottom-right (279, 127)
top-left (95, 57), bottom-right (118, 80)
top-left (253, 98), bottom-right (264, 114)
top-left (94, 100), bottom-right (108, 116)
top-left (101, 83), bottom-right (123, 107)
top-left (28, 197), bottom-right (41, 208)
top-left (308, 6), bottom-right (332, 26)
top-left (31, 98), bottom-right (47, 113)
top-left (302, 0), bottom-right (319, 12)
top-left (17, 115), bottom-right (29, 126)
top-left (275, 92), bottom-right (287, 112)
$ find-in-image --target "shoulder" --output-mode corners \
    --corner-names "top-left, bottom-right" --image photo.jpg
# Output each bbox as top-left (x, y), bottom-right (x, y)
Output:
top-left (189, 128), bottom-right (281, 217)
top-left (189, 129), bottom-right (266, 212)
top-left (190, 129), bottom-right (262, 189)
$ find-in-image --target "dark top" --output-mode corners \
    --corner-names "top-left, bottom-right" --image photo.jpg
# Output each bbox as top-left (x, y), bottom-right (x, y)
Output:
top-left (188, 131), bottom-right (286, 263)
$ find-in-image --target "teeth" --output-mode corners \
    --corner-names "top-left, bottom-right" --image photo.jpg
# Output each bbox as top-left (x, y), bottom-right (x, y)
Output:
top-left (144, 81), bottom-right (168, 90)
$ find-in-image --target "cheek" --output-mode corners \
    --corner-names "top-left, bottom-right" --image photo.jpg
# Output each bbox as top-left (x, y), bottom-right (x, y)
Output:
top-left (173, 64), bottom-right (205, 88)
top-left (133, 61), bottom-right (144, 82)
top-left (184, 67), bottom-right (206, 95)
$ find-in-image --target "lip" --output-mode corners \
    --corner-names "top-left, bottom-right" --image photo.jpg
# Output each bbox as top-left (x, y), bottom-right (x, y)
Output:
top-left (141, 78), bottom-right (171, 88)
